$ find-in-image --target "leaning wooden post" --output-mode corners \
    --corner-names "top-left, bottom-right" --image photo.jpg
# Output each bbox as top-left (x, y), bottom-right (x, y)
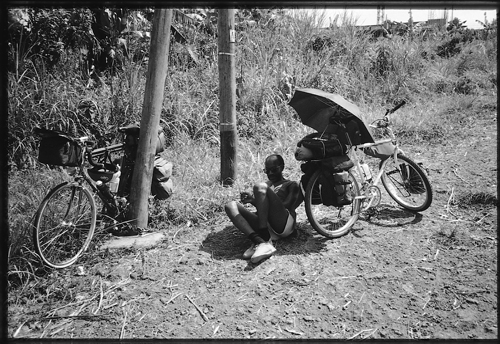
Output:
top-left (218, 8), bottom-right (237, 186)
top-left (128, 9), bottom-right (172, 229)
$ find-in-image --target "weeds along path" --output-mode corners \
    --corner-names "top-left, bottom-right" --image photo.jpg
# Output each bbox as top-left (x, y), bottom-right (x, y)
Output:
top-left (8, 112), bottom-right (497, 340)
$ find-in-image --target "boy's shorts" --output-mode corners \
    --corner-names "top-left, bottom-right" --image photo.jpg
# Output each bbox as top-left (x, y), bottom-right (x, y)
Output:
top-left (268, 210), bottom-right (295, 240)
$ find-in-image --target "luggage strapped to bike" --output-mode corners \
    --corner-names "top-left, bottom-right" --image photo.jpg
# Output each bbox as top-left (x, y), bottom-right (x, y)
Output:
top-left (35, 127), bottom-right (83, 167)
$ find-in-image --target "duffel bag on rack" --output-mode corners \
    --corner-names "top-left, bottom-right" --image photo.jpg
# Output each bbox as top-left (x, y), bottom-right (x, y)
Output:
top-left (150, 156), bottom-right (174, 200)
top-left (35, 127), bottom-right (82, 167)
top-left (295, 132), bottom-right (347, 161)
top-left (121, 124), bottom-right (167, 161)
top-left (362, 141), bottom-right (395, 160)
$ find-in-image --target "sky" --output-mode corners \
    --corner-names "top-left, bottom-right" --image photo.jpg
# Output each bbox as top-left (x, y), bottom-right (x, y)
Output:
top-left (320, 8), bottom-right (497, 29)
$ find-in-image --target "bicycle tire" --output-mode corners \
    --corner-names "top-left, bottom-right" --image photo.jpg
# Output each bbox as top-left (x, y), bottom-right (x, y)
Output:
top-left (304, 169), bottom-right (361, 238)
top-left (380, 154), bottom-right (433, 212)
top-left (33, 182), bottom-right (96, 268)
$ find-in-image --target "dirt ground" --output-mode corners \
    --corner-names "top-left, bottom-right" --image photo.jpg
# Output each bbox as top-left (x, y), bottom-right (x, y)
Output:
top-left (8, 110), bottom-right (497, 340)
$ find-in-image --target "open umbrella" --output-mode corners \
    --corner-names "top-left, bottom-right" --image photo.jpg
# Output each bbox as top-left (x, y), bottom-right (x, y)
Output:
top-left (288, 88), bottom-right (374, 144)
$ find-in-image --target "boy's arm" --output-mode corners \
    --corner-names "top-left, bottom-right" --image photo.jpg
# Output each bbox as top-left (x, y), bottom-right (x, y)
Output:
top-left (281, 182), bottom-right (303, 211)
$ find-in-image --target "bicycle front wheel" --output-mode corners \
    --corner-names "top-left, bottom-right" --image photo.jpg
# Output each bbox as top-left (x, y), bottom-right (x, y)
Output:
top-left (304, 169), bottom-right (361, 238)
top-left (380, 154), bottom-right (433, 212)
top-left (33, 182), bottom-right (96, 268)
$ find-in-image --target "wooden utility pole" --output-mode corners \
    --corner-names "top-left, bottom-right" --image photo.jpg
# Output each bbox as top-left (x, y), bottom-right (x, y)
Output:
top-left (218, 9), bottom-right (237, 186)
top-left (128, 9), bottom-right (172, 229)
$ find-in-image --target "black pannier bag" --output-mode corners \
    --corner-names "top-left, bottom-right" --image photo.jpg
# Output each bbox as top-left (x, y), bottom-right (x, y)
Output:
top-left (320, 171), bottom-right (353, 207)
top-left (35, 128), bottom-right (82, 167)
top-left (299, 161), bottom-right (321, 204)
top-left (299, 155), bottom-right (354, 206)
top-left (296, 132), bottom-right (347, 160)
top-left (320, 155), bottom-right (354, 173)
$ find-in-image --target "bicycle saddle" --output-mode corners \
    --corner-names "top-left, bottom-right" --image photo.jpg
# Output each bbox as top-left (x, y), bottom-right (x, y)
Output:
top-left (118, 123), bottom-right (140, 135)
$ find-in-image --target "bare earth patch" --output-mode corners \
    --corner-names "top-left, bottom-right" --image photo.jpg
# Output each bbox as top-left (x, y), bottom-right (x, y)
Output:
top-left (8, 112), bottom-right (497, 340)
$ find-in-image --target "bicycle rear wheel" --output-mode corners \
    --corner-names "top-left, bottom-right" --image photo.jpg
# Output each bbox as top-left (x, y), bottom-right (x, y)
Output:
top-left (33, 182), bottom-right (96, 268)
top-left (304, 169), bottom-right (361, 238)
top-left (380, 154), bottom-right (433, 212)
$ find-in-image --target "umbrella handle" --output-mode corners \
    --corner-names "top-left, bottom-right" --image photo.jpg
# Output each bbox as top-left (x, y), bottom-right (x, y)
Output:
top-left (329, 118), bottom-right (345, 128)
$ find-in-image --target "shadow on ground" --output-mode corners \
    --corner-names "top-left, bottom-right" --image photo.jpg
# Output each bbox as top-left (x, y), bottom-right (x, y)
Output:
top-left (358, 205), bottom-right (424, 228)
top-left (199, 221), bottom-right (329, 262)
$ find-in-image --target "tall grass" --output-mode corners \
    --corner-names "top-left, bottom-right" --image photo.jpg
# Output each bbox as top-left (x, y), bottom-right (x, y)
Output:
top-left (7, 8), bottom-right (497, 288)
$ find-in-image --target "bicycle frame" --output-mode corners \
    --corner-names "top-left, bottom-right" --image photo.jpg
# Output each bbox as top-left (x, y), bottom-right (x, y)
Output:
top-left (67, 138), bottom-right (127, 218)
top-left (349, 138), bottom-right (400, 188)
top-left (342, 119), bottom-right (407, 211)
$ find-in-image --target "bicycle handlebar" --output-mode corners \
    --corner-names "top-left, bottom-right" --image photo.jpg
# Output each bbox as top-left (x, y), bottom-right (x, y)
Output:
top-left (86, 150), bottom-right (104, 169)
top-left (385, 100), bottom-right (406, 116)
top-left (86, 142), bottom-right (125, 170)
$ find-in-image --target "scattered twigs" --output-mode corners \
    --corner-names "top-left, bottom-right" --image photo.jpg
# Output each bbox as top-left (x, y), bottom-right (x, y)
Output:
top-left (475, 213), bottom-right (490, 224)
top-left (433, 249), bottom-right (440, 261)
top-left (363, 328), bottom-right (378, 339)
top-left (43, 314), bottom-right (109, 321)
top-left (444, 187), bottom-right (461, 219)
top-left (93, 278), bottom-right (104, 315)
top-left (285, 328), bottom-right (304, 335)
top-left (169, 243), bottom-right (198, 251)
top-left (163, 292), bottom-right (183, 305)
top-left (453, 169), bottom-right (468, 184)
top-left (71, 302), bottom-right (87, 317)
top-left (452, 299), bottom-right (462, 309)
top-left (348, 328), bottom-right (376, 340)
top-left (418, 266), bottom-right (433, 272)
top-left (446, 187), bottom-right (455, 212)
top-left (186, 294), bottom-right (208, 322)
top-left (236, 292), bottom-right (249, 302)
top-left (103, 302), bottom-right (118, 310)
top-left (358, 292), bottom-right (365, 304)
top-left (448, 289), bottom-right (462, 309)
top-left (37, 278), bottom-right (131, 338)
top-left (422, 296), bottom-right (432, 310)
top-left (120, 309), bottom-right (127, 339)
top-left (342, 300), bottom-right (352, 310)
top-left (40, 319), bottom-right (53, 338)
top-left (212, 323), bottom-right (221, 336)
top-left (13, 321), bottom-right (27, 338)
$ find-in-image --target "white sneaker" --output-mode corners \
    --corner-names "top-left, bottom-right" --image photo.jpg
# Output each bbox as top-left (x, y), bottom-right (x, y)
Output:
top-left (242, 244), bottom-right (256, 260)
top-left (250, 241), bottom-right (276, 264)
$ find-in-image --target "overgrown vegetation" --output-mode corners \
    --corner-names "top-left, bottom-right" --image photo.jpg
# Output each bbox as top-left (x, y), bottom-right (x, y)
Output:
top-left (7, 8), bottom-right (497, 289)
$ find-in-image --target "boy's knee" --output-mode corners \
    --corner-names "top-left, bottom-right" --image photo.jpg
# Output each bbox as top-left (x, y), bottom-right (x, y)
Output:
top-left (225, 201), bottom-right (237, 215)
top-left (253, 182), bottom-right (268, 196)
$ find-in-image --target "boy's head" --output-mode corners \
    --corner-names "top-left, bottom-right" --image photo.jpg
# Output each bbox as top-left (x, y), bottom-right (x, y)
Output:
top-left (264, 154), bottom-right (284, 182)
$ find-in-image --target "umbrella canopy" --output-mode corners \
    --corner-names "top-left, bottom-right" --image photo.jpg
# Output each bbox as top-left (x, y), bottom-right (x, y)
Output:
top-left (289, 88), bottom-right (374, 144)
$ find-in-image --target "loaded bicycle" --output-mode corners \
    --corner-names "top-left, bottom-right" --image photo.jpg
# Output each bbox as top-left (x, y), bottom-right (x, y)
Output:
top-left (32, 124), bottom-right (169, 268)
top-left (290, 88), bottom-right (433, 238)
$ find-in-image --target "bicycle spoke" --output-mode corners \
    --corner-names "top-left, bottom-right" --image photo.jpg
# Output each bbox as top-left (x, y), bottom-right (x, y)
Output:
top-left (381, 155), bottom-right (433, 212)
top-left (386, 170), bottom-right (411, 197)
